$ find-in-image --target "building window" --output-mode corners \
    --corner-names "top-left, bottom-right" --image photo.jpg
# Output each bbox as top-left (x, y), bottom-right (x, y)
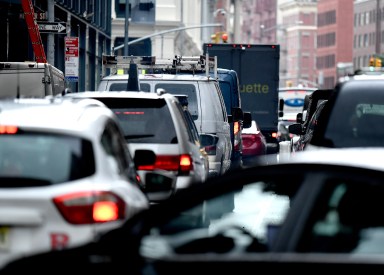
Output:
top-left (318, 10), bottom-right (336, 27)
top-left (115, 0), bottom-right (156, 23)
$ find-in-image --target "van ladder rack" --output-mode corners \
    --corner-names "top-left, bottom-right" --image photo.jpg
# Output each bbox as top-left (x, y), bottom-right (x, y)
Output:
top-left (102, 54), bottom-right (217, 78)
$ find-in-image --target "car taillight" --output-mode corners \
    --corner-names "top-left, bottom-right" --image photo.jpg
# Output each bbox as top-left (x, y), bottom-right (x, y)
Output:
top-left (234, 121), bottom-right (240, 135)
top-left (0, 125), bottom-right (18, 134)
top-left (234, 121), bottom-right (241, 151)
top-left (53, 191), bottom-right (126, 224)
top-left (137, 154), bottom-right (193, 175)
top-left (204, 144), bottom-right (217, 155)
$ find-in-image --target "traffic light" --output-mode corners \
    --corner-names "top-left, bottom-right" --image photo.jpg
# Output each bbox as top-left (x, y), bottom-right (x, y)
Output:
top-left (221, 32), bottom-right (228, 43)
top-left (369, 57), bottom-right (375, 67)
top-left (376, 58), bottom-right (382, 67)
top-left (211, 33), bottom-right (219, 43)
top-left (286, 80), bottom-right (293, 87)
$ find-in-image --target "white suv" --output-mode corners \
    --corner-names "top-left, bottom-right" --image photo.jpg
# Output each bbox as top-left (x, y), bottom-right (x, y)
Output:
top-left (98, 55), bottom-right (232, 176)
top-left (0, 97), bottom-right (152, 268)
top-left (64, 91), bottom-right (210, 201)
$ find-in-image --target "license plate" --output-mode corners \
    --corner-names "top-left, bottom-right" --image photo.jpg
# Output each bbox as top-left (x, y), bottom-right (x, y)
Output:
top-left (0, 227), bottom-right (10, 250)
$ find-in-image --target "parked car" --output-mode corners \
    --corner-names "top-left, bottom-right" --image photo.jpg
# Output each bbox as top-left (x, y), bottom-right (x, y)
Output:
top-left (241, 119), bottom-right (267, 167)
top-left (0, 97), bottom-right (155, 269)
top-left (98, 55), bottom-right (233, 177)
top-left (64, 91), bottom-right (210, 202)
top-left (5, 148), bottom-right (384, 273)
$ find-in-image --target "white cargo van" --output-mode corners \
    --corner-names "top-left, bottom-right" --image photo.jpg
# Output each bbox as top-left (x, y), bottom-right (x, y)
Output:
top-left (0, 61), bottom-right (66, 98)
top-left (98, 55), bottom-right (233, 177)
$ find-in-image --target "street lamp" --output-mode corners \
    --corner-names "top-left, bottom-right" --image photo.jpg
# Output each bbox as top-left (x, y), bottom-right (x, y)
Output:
top-left (260, 21), bottom-right (303, 43)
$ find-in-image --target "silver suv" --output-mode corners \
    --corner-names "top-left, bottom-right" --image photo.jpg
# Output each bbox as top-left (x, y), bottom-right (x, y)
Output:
top-left (98, 55), bottom-right (233, 177)
top-left (64, 91), bottom-right (210, 201)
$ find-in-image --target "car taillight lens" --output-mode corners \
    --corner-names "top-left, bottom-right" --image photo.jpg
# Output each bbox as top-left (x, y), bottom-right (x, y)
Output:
top-left (137, 154), bottom-right (193, 175)
top-left (53, 191), bottom-right (126, 224)
top-left (0, 125), bottom-right (18, 134)
top-left (234, 121), bottom-right (241, 151)
top-left (204, 144), bottom-right (217, 155)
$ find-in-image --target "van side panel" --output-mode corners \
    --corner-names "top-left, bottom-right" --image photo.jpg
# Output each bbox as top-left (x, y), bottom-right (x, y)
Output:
top-left (0, 62), bottom-right (65, 98)
top-left (0, 70), bottom-right (45, 98)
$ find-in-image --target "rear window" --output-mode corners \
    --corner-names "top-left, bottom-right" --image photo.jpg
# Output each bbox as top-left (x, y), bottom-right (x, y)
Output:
top-left (0, 132), bottom-right (95, 186)
top-left (109, 82), bottom-right (150, 92)
top-left (95, 98), bottom-right (178, 144)
top-left (154, 84), bottom-right (198, 119)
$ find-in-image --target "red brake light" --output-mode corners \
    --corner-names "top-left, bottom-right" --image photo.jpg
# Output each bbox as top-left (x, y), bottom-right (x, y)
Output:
top-left (179, 154), bottom-right (192, 174)
top-left (0, 125), bottom-right (18, 134)
top-left (234, 121), bottom-right (240, 135)
top-left (272, 132), bottom-right (278, 138)
top-left (53, 191), bottom-right (125, 224)
top-left (137, 154), bottom-right (193, 175)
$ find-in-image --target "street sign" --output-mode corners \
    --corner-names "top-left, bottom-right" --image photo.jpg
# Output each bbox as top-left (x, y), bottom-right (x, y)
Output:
top-left (65, 37), bottom-right (79, 82)
top-left (38, 22), bottom-right (66, 33)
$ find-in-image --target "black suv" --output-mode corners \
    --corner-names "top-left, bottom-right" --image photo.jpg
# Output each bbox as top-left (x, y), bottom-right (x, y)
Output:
top-left (305, 75), bottom-right (384, 149)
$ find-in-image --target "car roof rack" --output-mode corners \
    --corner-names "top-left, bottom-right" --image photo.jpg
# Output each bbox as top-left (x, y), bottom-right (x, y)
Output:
top-left (102, 54), bottom-right (217, 78)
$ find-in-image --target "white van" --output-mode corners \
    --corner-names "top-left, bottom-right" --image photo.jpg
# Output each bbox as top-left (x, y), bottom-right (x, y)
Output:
top-left (0, 61), bottom-right (66, 98)
top-left (98, 56), bottom-right (232, 177)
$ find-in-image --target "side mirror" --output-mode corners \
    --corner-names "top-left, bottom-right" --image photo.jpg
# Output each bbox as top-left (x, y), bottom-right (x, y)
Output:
top-left (288, 123), bottom-right (304, 135)
top-left (243, 112), bottom-right (252, 129)
top-left (278, 99), bottom-right (284, 117)
top-left (231, 107), bottom-right (244, 122)
top-left (296, 113), bottom-right (303, 124)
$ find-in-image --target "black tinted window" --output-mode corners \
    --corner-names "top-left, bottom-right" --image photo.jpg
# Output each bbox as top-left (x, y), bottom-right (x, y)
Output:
top-left (109, 82), bottom-right (150, 92)
top-left (97, 98), bottom-right (178, 144)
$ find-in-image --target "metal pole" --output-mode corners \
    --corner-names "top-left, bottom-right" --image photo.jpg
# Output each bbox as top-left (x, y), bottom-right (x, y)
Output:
top-left (124, 0), bottom-right (130, 56)
top-left (47, 0), bottom-right (54, 64)
top-left (114, 23), bottom-right (223, 51)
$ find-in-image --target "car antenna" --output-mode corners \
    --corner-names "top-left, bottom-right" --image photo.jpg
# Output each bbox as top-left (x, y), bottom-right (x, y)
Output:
top-left (16, 63), bottom-right (20, 99)
top-left (127, 57), bottom-right (140, 91)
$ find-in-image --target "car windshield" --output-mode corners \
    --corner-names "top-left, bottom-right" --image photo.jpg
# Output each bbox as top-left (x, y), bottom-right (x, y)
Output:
top-left (140, 177), bottom-right (301, 257)
top-left (95, 97), bottom-right (178, 144)
top-left (0, 132), bottom-right (95, 185)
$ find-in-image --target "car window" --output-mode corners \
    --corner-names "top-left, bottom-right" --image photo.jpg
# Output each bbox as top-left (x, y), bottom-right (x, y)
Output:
top-left (298, 178), bottom-right (384, 254)
top-left (140, 176), bottom-right (301, 256)
top-left (154, 83), bottom-right (198, 119)
top-left (109, 82), bottom-right (151, 92)
top-left (216, 82), bottom-right (228, 120)
top-left (324, 89), bottom-right (384, 147)
top-left (101, 120), bottom-right (130, 174)
top-left (0, 132), bottom-right (95, 185)
top-left (219, 81), bottom-right (232, 114)
top-left (96, 97), bottom-right (178, 144)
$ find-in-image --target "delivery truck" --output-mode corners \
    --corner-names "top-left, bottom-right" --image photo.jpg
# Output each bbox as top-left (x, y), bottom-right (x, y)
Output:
top-left (203, 43), bottom-right (280, 153)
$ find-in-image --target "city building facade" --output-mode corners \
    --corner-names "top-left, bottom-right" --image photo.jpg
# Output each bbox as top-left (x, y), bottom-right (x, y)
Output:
top-left (316, 0), bottom-right (353, 89)
top-left (0, 0), bottom-right (112, 92)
